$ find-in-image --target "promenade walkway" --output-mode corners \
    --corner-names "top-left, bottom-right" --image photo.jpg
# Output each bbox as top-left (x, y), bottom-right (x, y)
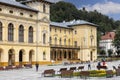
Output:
top-left (0, 60), bottom-right (120, 80)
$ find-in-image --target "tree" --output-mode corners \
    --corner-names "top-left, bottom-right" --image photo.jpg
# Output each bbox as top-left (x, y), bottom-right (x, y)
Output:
top-left (116, 50), bottom-right (120, 56)
top-left (113, 28), bottom-right (120, 49)
top-left (100, 50), bottom-right (106, 56)
top-left (50, 1), bottom-right (80, 22)
top-left (107, 49), bottom-right (113, 57)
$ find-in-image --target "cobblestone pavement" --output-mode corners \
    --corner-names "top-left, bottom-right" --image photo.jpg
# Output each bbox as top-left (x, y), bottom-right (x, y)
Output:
top-left (0, 60), bottom-right (120, 80)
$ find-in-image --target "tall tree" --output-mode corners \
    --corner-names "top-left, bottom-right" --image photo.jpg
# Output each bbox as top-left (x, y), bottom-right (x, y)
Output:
top-left (113, 28), bottom-right (120, 52)
top-left (50, 1), bottom-right (79, 22)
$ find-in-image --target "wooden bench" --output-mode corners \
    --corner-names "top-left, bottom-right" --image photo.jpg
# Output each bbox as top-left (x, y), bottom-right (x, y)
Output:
top-left (61, 70), bottom-right (73, 78)
top-left (69, 67), bottom-right (76, 71)
top-left (15, 65), bottom-right (23, 69)
top-left (116, 68), bottom-right (120, 76)
top-left (58, 68), bottom-right (67, 72)
top-left (0, 66), bottom-right (4, 70)
top-left (24, 64), bottom-right (32, 68)
top-left (80, 71), bottom-right (90, 79)
top-left (42, 69), bottom-right (55, 77)
top-left (78, 66), bottom-right (84, 71)
top-left (4, 66), bottom-right (13, 70)
top-left (106, 70), bottom-right (114, 78)
top-left (97, 66), bottom-right (107, 70)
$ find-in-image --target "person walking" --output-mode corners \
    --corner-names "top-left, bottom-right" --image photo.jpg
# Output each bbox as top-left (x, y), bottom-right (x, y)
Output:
top-left (35, 63), bottom-right (39, 72)
top-left (88, 61), bottom-right (91, 70)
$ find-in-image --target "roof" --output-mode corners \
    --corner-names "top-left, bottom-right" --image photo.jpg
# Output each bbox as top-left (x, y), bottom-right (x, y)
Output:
top-left (101, 32), bottom-right (115, 40)
top-left (21, 0), bottom-right (53, 4)
top-left (50, 22), bottom-right (71, 29)
top-left (50, 20), bottom-right (98, 28)
top-left (0, 0), bottom-right (38, 12)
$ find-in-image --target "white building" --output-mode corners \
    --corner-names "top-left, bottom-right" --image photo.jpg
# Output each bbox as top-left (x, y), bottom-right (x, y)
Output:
top-left (99, 31), bottom-right (116, 56)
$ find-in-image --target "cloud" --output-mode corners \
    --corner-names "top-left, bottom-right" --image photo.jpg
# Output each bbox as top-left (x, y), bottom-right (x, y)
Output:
top-left (46, 0), bottom-right (64, 3)
top-left (83, 1), bottom-right (120, 15)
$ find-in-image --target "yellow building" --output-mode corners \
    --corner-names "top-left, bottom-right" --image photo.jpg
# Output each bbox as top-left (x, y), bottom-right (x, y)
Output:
top-left (0, 0), bottom-right (97, 66)
top-left (50, 20), bottom-right (97, 62)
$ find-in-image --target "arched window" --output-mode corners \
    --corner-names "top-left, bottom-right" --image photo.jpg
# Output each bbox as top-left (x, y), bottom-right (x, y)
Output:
top-left (59, 38), bottom-right (62, 45)
top-left (19, 25), bottom-right (24, 42)
top-left (43, 33), bottom-right (46, 44)
top-left (64, 38), bottom-right (66, 45)
top-left (8, 23), bottom-right (14, 41)
top-left (0, 22), bottom-right (2, 41)
top-left (55, 37), bottom-right (57, 45)
top-left (28, 26), bottom-right (33, 43)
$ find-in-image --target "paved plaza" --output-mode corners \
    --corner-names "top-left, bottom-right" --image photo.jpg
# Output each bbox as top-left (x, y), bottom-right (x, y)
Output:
top-left (0, 60), bottom-right (120, 80)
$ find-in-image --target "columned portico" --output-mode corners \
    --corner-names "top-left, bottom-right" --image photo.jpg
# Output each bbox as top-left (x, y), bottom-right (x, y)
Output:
top-left (50, 45), bottom-right (80, 61)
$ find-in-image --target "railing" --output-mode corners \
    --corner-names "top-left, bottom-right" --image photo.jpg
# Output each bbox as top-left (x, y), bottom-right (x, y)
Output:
top-left (50, 44), bottom-right (80, 50)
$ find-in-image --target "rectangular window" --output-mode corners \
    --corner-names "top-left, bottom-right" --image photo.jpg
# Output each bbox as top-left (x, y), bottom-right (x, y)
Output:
top-left (43, 4), bottom-right (46, 13)
top-left (74, 41), bottom-right (77, 47)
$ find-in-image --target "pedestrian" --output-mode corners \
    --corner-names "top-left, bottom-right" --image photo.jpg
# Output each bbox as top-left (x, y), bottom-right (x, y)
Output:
top-left (35, 63), bottom-right (39, 72)
top-left (97, 61), bottom-right (101, 66)
top-left (88, 61), bottom-right (91, 70)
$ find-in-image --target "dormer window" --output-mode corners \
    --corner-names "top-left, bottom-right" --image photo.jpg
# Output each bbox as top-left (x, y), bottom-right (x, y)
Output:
top-left (20, 12), bottom-right (23, 16)
top-left (30, 14), bottom-right (33, 17)
top-left (0, 8), bottom-right (2, 11)
top-left (9, 10), bottom-right (13, 14)
top-left (75, 30), bottom-right (77, 34)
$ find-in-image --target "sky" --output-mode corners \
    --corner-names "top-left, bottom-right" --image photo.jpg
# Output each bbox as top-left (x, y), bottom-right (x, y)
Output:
top-left (48, 0), bottom-right (120, 20)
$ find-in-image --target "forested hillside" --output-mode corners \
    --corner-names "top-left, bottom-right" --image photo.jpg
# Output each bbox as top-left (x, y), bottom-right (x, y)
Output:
top-left (50, 1), bottom-right (120, 33)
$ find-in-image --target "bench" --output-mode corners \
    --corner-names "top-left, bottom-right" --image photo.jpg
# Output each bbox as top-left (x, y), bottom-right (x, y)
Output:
top-left (4, 66), bottom-right (13, 70)
top-left (15, 65), bottom-right (23, 69)
top-left (69, 67), bottom-right (76, 71)
top-left (58, 68), bottom-right (67, 72)
top-left (61, 70), bottom-right (73, 78)
top-left (80, 71), bottom-right (90, 79)
top-left (42, 69), bottom-right (55, 77)
top-left (106, 70), bottom-right (114, 78)
top-left (116, 68), bottom-right (120, 76)
top-left (78, 66), bottom-right (84, 71)
top-left (97, 66), bottom-right (107, 70)
top-left (24, 64), bottom-right (32, 68)
top-left (0, 66), bottom-right (4, 70)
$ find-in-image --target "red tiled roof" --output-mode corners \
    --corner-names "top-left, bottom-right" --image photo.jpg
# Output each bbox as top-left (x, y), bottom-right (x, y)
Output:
top-left (101, 32), bottom-right (115, 40)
